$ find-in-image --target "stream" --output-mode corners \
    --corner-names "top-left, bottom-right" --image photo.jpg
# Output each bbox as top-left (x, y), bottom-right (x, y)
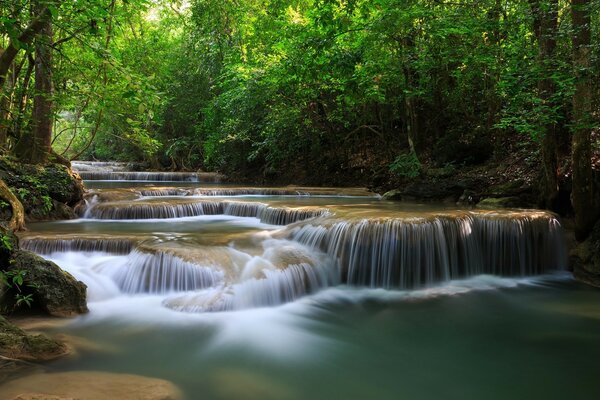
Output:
top-left (13, 161), bottom-right (600, 400)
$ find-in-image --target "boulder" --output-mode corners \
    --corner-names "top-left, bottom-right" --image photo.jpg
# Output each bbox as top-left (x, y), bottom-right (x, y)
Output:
top-left (0, 316), bottom-right (67, 364)
top-left (476, 196), bottom-right (523, 209)
top-left (0, 371), bottom-right (183, 400)
top-left (381, 189), bottom-right (402, 201)
top-left (2, 251), bottom-right (87, 317)
top-left (571, 220), bottom-right (600, 287)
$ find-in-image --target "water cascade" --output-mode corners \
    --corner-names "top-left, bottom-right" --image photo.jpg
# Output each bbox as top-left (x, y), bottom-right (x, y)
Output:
top-left (21, 161), bottom-right (569, 315)
top-left (82, 199), bottom-right (330, 225)
top-left (286, 212), bottom-right (566, 289)
top-left (94, 249), bottom-right (225, 294)
top-left (71, 161), bottom-right (223, 182)
top-left (21, 236), bottom-right (138, 255)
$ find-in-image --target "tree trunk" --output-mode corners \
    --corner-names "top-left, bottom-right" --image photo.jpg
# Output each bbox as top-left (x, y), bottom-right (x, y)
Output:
top-left (402, 35), bottom-right (421, 156)
top-left (536, 0), bottom-right (560, 209)
top-left (0, 8), bottom-right (51, 90)
top-left (14, 4), bottom-right (53, 164)
top-left (571, 0), bottom-right (597, 240)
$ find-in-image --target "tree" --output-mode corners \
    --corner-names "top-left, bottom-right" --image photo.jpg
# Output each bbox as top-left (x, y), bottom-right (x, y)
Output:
top-left (571, 0), bottom-right (598, 240)
top-left (14, 1), bottom-right (54, 164)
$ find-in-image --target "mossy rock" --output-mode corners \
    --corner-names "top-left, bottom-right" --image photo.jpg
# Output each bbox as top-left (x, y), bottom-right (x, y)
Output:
top-left (486, 179), bottom-right (531, 197)
top-left (2, 250), bottom-right (88, 317)
top-left (381, 189), bottom-right (403, 201)
top-left (572, 220), bottom-right (600, 287)
top-left (0, 156), bottom-right (83, 222)
top-left (0, 315), bottom-right (66, 362)
top-left (476, 196), bottom-right (523, 209)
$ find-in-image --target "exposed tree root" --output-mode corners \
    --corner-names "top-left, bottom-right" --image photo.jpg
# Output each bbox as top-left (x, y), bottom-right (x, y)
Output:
top-left (0, 179), bottom-right (25, 231)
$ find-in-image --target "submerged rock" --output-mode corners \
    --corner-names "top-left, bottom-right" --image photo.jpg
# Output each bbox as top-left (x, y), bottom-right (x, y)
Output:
top-left (2, 251), bottom-right (87, 317)
top-left (0, 371), bottom-right (183, 400)
top-left (0, 315), bottom-right (67, 365)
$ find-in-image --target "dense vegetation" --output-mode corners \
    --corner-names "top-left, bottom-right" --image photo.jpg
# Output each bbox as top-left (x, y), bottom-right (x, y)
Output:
top-left (0, 0), bottom-right (598, 237)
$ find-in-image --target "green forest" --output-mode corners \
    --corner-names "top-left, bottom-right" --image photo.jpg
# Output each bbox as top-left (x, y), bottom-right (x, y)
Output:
top-left (1, 0), bottom-right (599, 235)
top-left (1, 1), bottom-right (600, 397)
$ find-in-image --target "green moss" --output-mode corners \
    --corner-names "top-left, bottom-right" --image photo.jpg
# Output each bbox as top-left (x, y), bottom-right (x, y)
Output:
top-left (0, 156), bottom-right (83, 222)
top-left (0, 315), bottom-right (66, 361)
top-left (476, 197), bottom-right (523, 209)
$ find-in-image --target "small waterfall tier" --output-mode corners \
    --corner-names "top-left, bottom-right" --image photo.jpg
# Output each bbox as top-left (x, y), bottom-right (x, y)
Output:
top-left (137, 187), bottom-right (377, 197)
top-left (285, 211), bottom-right (567, 289)
top-left (71, 160), bottom-right (224, 182)
top-left (21, 235), bottom-right (139, 255)
top-left (94, 248), bottom-right (226, 294)
top-left (77, 171), bottom-right (223, 182)
top-left (163, 240), bottom-right (338, 312)
top-left (83, 199), bottom-right (330, 225)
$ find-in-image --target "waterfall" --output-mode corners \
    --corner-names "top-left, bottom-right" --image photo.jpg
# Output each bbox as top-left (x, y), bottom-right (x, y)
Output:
top-left (21, 237), bottom-right (137, 255)
top-left (94, 249), bottom-right (225, 294)
top-left (163, 240), bottom-right (338, 312)
top-left (286, 212), bottom-right (567, 289)
top-left (76, 171), bottom-right (223, 182)
top-left (83, 200), bottom-right (329, 225)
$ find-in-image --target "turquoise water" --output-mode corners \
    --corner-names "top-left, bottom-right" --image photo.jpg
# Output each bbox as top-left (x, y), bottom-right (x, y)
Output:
top-left (12, 166), bottom-right (600, 399)
top-left (37, 274), bottom-right (600, 400)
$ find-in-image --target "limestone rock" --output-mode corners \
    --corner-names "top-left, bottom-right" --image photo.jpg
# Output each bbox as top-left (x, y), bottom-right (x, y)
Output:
top-left (476, 196), bottom-right (523, 209)
top-left (381, 189), bottom-right (402, 201)
top-left (2, 250), bottom-right (87, 317)
top-left (0, 316), bottom-right (67, 364)
top-left (0, 371), bottom-right (183, 400)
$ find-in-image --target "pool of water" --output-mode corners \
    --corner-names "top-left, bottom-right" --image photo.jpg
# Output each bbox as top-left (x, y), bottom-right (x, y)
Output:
top-left (40, 275), bottom-right (600, 400)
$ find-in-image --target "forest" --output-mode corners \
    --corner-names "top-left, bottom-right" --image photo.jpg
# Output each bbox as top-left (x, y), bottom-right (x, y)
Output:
top-left (0, 1), bottom-right (599, 398)
top-left (1, 0), bottom-right (599, 235)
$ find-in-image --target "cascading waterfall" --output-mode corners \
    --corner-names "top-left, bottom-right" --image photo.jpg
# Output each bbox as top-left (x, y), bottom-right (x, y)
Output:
top-left (286, 212), bottom-right (567, 289)
top-left (83, 199), bottom-right (330, 225)
top-left (76, 171), bottom-right (223, 182)
top-left (94, 249), bottom-right (225, 294)
top-left (21, 237), bottom-right (137, 255)
top-left (27, 161), bottom-right (570, 315)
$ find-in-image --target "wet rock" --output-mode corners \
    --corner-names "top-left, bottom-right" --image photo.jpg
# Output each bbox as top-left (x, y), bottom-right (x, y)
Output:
top-left (476, 197), bottom-right (523, 209)
top-left (571, 220), bottom-right (600, 287)
top-left (382, 179), bottom-right (478, 203)
top-left (0, 316), bottom-right (67, 364)
top-left (0, 371), bottom-right (183, 400)
top-left (10, 394), bottom-right (74, 400)
top-left (457, 190), bottom-right (479, 206)
top-left (381, 189), bottom-right (402, 200)
top-left (2, 251), bottom-right (87, 317)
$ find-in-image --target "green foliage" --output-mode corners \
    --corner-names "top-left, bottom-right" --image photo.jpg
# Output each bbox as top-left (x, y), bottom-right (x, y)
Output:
top-left (15, 187), bottom-right (30, 202)
top-left (0, 233), bottom-right (13, 251)
top-left (2, 0), bottom-right (598, 184)
top-left (0, 269), bottom-right (34, 309)
top-left (41, 195), bottom-right (53, 213)
top-left (389, 151), bottom-right (422, 179)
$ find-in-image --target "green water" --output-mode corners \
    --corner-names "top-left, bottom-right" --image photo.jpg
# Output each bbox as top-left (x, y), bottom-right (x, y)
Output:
top-left (41, 276), bottom-right (599, 400)
top-left (10, 167), bottom-right (599, 399)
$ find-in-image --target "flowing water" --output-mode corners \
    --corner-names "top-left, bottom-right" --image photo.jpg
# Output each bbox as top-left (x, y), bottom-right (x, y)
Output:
top-left (12, 162), bottom-right (600, 399)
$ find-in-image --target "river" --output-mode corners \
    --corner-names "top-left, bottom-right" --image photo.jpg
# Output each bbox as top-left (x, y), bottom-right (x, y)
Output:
top-left (13, 161), bottom-right (600, 400)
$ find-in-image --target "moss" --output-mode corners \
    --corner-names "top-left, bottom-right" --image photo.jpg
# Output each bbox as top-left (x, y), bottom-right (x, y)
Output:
top-left (0, 315), bottom-right (66, 362)
top-left (476, 197), bottom-right (523, 209)
top-left (2, 250), bottom-right (88, 317)
top-left (0, 156), bottom-right (83, 222)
